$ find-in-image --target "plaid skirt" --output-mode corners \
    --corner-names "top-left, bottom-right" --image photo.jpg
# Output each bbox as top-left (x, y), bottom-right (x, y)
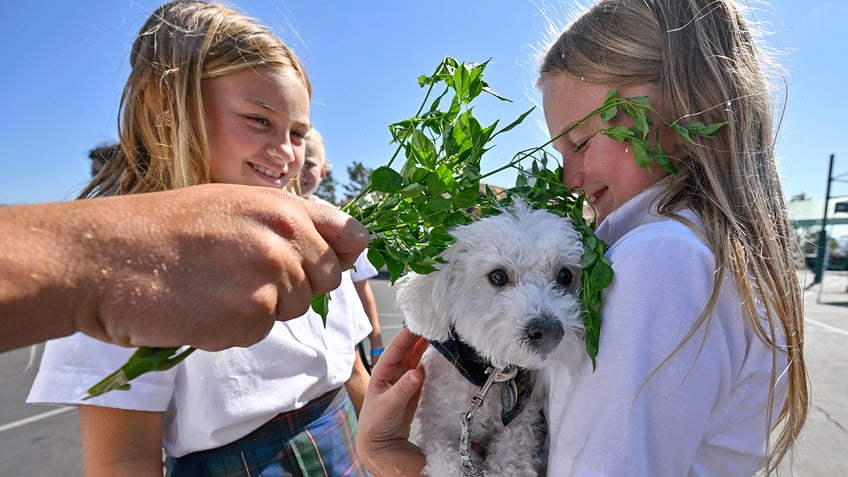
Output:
top-left (165, 388), bottom-right (370, 477)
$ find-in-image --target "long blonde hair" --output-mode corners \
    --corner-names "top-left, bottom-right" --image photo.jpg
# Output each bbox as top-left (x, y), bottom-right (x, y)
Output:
top-left (81, 0), bottom-right (310, 198)
top-left (540, 0), bottom-right (807, 472)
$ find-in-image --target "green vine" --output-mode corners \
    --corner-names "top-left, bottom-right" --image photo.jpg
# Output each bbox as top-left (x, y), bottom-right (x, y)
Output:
top-left (86, 56), bottom-right (725, 398)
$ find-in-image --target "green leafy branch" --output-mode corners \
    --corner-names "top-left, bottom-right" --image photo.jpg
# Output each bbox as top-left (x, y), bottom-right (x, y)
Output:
top-left (85, 56), bottom-right (726, 398)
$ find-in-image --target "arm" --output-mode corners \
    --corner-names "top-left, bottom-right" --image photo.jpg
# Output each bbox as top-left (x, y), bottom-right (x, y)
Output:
top-left (345, 349), bottom-right (370, 415)
top-left (356, 328), bottom-right (429, 476)
top-left (78, 405), bottom-right (164, 477)
top-left (0, 184), bottom-right (367, 352)
top-left (353, 280), bottom-right (383, 365)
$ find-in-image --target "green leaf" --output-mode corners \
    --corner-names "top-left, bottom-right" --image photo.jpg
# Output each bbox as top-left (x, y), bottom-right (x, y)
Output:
top-left (366, 246), bottom-right (385, 271)
top-left (428, 195), bottom-right (452, 213)
top-left (632, 141), bottom-right (651, 168)
top-left (370, 166), bottom-right (404, 192)
top-left (588, 260), bottom-right (614, 289)
top-left (494, 107), bottom-right (535, 137)
top-left (310, 293), bottom-right (330, 324)
top-left (601, 125), bottom-right (633, 142)
top-left (84, 346), bottom-right (195, 398)
top-left (602, 87), bottom-right (619, 105)
top-left (600, 105), bottom-right (618, 123)
top-left (685, 121), bottom-right (728, 138)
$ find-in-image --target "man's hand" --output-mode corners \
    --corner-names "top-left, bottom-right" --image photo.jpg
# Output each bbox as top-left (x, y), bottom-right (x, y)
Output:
top-left (0, 184), bottom-right (368, 352)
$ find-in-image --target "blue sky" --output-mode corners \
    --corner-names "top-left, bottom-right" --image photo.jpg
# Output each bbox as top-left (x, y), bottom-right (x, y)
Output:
top-left (2, 0), bottom-right (846, 209)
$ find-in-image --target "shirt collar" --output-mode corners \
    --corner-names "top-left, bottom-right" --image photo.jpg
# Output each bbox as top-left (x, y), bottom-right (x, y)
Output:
top-left (595, 181), bottom-right (668, 245)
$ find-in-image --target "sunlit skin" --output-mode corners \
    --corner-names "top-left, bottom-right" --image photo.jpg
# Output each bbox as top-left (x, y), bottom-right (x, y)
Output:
top-left (203, 68), bottom-right (311, 189)
top-left (541, 75), bottom-right (677, 224)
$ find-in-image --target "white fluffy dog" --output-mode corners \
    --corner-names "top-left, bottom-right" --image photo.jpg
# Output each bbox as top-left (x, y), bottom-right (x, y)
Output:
top-left (396, 200), bottom-right (586, 477)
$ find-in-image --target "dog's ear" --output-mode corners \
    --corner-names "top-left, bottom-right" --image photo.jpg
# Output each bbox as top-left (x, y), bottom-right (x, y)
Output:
top-left (395, 251), bottom-right (459, 342)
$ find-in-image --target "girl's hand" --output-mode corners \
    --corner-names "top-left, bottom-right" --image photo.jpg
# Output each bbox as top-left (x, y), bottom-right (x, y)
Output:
top-left (356, 328), bottom-right (429, 476)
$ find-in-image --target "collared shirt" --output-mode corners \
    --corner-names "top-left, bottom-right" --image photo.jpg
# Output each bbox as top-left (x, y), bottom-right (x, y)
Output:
top-left (543, 184), bottom-right (787, 476)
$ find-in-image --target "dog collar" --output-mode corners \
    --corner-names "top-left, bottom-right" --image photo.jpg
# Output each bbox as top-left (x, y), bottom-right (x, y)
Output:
top-left (430, 329), bottom-right (532, 426)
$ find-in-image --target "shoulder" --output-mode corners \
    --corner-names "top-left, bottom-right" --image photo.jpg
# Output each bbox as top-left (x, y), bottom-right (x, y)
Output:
top-left (607, 215), bottom-right (713, 278)
top-left (601, 215), bottom-right (717, 333)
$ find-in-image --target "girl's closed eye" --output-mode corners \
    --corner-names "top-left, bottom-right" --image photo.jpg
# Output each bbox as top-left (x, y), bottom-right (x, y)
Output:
top-left (574, 134), bottom-right (593, 153)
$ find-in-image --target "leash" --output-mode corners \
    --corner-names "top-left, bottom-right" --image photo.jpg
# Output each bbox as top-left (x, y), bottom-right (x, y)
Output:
top-left (460, 365), bottom-right (518, 477)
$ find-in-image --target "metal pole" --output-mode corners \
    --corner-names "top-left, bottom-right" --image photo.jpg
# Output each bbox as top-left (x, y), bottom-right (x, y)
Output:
top-left (814, 154), bottom-right (835, 284)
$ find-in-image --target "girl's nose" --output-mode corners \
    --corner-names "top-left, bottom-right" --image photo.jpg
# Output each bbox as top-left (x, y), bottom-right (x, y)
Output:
top-left (266, 140), bottom-right (295, 164)
top-left (560, 165), bottom-right (584, 189)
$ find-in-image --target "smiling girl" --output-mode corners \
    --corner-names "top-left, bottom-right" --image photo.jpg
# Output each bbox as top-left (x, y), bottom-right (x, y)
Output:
top-left (27, 2), bottom-right (372, 476)
top-left (356, 1), bottom-right (808, 476)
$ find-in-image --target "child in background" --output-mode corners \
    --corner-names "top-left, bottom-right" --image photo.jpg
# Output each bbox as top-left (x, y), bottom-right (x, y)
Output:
top-left (355, 0), bottom-right (808, 476)
top-left (302, 129), bottom-right (386, 370)
top-left (27, 2), bottom-right (371, 476)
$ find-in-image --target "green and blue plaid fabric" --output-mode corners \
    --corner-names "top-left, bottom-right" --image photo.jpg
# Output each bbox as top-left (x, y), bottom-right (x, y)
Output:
top-left (165, 388), bottom-right (370, 476)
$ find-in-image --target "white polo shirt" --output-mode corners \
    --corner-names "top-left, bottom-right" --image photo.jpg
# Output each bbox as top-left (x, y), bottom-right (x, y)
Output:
top-left (28, 271), bottom-right (371, 457)
top-left (543, 184), bottom-right (788, 476)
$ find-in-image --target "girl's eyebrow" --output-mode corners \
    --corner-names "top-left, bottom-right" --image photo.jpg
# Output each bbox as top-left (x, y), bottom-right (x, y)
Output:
top-left (251, 100), bottom-right (276, 113)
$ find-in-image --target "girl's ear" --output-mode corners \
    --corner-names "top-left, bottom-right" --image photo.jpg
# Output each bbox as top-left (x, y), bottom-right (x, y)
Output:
top-left (395, 259), bottom-right (456, 342)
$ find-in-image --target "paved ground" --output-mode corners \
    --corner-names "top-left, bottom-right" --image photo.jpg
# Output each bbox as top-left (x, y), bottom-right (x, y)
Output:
top-left (772, 269), bottom-right (848, 476)
top-left (0, 271), bottom-right (845, 476)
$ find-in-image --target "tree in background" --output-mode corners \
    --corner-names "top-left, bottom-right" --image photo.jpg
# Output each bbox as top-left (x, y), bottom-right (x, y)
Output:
top-left (316, 168), bottom-right (339, 205)
top-left (343, 161), bottom-right (372, 201)
top-left (89, 142), bottom-right (119, 177)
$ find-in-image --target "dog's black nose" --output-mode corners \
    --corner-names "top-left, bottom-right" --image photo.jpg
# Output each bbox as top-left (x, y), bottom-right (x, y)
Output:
top-left (525, 317), bottom-right (565, 354)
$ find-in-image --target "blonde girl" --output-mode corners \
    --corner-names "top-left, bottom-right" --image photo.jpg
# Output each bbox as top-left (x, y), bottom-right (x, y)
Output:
top-left (356, 1), bottom-right (808, 476)
top-left (28, 1), bottom-right (372, 476)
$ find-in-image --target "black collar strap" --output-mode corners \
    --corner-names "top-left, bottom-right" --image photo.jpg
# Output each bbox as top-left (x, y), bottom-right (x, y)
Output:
top-left (430, 329), bottom-right (490, 386)
top-left (430, 328), bottom-right (532, 426)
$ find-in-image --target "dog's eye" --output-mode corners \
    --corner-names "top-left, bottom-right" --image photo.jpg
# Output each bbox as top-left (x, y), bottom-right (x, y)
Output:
top-left (488, 269), bottom-right (509, 287)
top-left (556, 268), bottom-right (573, 286)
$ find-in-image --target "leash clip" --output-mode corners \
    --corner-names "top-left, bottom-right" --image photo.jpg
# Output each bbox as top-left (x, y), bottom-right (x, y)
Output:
top-left (460, 365), bottom-right (516, 477)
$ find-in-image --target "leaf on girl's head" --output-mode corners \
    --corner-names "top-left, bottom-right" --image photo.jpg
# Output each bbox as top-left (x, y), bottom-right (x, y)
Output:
top-left (601, 125), bottom-right (633, 142)
top-left (627, 95), bottom-right (649, 106)
top-left (632, 141), bottom-right (651, 169)
top-left (672, 123), bottom-right (692, 142)
top-left (685, 121), bottom-right (728, 139)
top-left (628, 108), bottom-right (650, 139)
top-left (600, 105), bottom-right (618, 123)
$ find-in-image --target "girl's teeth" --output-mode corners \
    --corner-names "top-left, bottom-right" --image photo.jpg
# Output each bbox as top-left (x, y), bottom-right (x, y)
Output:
top-left (254, 164), bottom-right (282, 178)
top-left (588, 195), bottom-right (597, 204)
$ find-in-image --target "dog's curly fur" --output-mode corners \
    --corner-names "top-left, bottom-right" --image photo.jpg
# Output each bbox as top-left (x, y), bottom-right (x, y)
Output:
top-left (396, 200), bottom-right (585, 477)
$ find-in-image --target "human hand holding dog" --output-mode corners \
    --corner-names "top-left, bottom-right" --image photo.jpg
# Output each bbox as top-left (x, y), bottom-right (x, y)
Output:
top-left (356, 328), bottom-right (429, 476)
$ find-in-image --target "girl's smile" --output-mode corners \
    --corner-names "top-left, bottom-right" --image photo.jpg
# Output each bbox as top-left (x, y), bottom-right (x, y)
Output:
top-left (202, 67), bottom-right (310, 189)
top-left (541, 75), bottom-right (672, 224)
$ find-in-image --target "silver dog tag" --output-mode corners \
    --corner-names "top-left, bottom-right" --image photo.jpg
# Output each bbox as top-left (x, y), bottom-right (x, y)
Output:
top-left (501, 379), bottom-right (518, 413)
